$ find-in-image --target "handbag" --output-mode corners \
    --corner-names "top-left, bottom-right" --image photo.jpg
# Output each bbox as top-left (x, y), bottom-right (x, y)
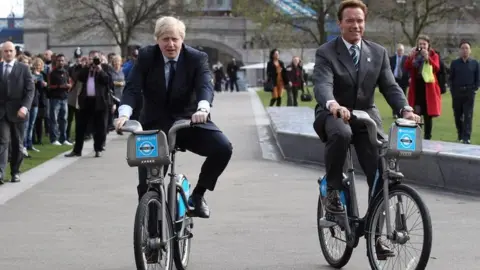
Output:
top-left (263, 80), bottom-right (274, 92)
top-left (300, 88), bottom-right (313, 102)
top-left (421, 62), bottom-right (435, 83)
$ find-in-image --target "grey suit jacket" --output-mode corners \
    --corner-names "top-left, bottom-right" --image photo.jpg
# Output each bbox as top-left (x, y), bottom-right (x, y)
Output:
top-left (0, 61), bottom-right (35, 122)
top-left (312, 37), bottom-right (408, 141)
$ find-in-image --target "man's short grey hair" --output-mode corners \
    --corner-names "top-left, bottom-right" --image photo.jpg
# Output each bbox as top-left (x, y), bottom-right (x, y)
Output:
top-left (154, 16), bottom-right (186, 40)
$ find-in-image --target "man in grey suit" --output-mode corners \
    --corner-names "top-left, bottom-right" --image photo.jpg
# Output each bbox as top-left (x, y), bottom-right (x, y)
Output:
top-left (313, 2), bottom-right (420, 214)
top-left (0, 41), bottom-right (35, 184)
top-left (389, 43), bottom-right (409, 117)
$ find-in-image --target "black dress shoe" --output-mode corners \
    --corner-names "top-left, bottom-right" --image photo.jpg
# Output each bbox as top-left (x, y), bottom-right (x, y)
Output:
top-left (325, 190), bottom-right (345, 213)
top-left (188, 194), bottom-right (210, 218)
top-left (11, 174), bottom-right (20, 183)
top-left (65, 151), bottom-right (81, 157)
top-left (95, 151), bottom-right (101, 157)
top-left (376, 237), bottom-right (395, 260)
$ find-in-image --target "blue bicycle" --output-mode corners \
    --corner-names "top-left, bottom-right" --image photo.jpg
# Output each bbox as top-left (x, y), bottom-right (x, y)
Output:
top-left (317, 110), bottom-right (432, 269)
top-left (120, 119), bottom-right (195, 270)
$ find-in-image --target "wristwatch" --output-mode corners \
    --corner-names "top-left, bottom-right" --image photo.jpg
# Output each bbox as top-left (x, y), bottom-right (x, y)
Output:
top-left (400, 105), bottom-right (414, 115)
top-left (197, 108), bottom-right (208, 113)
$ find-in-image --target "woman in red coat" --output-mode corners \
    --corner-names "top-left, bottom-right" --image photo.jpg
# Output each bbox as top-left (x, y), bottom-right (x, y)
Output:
top-left (404, 34), bottom-right (442, 140)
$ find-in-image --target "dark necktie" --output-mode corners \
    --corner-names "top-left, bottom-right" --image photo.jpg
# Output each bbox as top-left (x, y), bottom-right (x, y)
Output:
top-left (350, 45), bottom-right (359, 70)
top-left (4, 64), bottom-right (11, 81)
top-left (167, 60), bottom-right (176, 94)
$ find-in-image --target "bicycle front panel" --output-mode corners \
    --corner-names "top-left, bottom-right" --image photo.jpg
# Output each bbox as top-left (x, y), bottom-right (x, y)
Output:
top-left (126, 130), bottom-right (172, 167)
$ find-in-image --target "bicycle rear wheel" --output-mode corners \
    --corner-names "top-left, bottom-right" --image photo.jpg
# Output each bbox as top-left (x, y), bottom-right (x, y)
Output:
top-left (317, 195), bottom-right (354, 268)
top-left (366, 184), bottom-right (432, 270)
top-left (134, 191), bottom-right (174, 270)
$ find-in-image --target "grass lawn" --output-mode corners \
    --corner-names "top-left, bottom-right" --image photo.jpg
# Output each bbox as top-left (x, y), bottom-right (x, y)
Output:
top-left (3, 121), bottom-right (75, 180)
top-left (257, 88), bottom-right (480, 145)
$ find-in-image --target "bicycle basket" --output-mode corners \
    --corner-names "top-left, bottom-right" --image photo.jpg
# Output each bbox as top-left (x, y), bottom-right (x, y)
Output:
top-left (126, 130), bottom-right (171, 167)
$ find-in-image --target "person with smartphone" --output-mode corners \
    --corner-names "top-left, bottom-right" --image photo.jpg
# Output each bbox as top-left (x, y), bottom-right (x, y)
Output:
top-left (64, 50), bottom-right (111, 158)
top-left (404, 34), bottom-right (442, 140)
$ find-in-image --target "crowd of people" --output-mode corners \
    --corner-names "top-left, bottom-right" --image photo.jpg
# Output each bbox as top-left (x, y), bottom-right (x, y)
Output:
top-left (0, 42), bottom-right (141, 183)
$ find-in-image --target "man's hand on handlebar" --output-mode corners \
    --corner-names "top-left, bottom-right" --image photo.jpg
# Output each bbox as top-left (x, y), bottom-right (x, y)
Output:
top-left (191, 109), bottom-right (208, 124)
top-left (329, 102), bottom-right (351, 122)
top-left (401, 110), bottom-right (422, 123)
top-left (114, 116), bottom-right (129, 131)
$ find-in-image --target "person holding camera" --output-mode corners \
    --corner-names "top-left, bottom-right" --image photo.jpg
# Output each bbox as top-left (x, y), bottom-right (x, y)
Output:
top-left (404, 34), bottom-right (442, 140)
top-left (65, 50), bottom-right (111, 158)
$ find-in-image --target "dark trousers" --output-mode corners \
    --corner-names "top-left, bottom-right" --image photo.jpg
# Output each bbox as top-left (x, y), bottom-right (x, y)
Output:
top-left (33, 108), bottom-right (45, 144)
top-left (229, 79), bottom-right (239, 92)
top-left (452, 91), bottom-right (475, 141)
top-left (287, 86), bottom-right (301, 106)
top-left (314, 115), bottom-right (382, 198)
top-left (413, 106), bottom-right (433, 140)
top-left (137, 127), bottom-right (233, 199)
top-left (66, 105), bottom-right (76, 142)
top-left (73, 98), bottom-right (107, 153)
top-left (0, 118), bottom-right (25, 177)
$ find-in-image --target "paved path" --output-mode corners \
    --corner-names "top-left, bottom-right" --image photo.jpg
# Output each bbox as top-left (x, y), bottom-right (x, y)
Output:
top-left (0, 91), bottom-right (479, 270)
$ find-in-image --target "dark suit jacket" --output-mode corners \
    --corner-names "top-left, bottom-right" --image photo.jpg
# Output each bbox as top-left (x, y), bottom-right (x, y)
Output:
top-left (76, 66), bottom-right (111, 111)
top-left (0, 61), bottom-right (35, 122)
top-left (313, 37), bottom-right (408, 141)
top-left (121, 44), bottom-right (216, 133)
top-left (389, 54), bottom-right (409, 88)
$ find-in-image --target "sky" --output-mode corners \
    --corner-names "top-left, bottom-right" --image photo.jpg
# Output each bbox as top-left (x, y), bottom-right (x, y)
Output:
top-left (0, 0), bottom-right (24, 18)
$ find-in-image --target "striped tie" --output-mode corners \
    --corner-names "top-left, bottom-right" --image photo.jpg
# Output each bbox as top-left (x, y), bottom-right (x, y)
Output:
top-left (350, 45), bottom-right (359, 70)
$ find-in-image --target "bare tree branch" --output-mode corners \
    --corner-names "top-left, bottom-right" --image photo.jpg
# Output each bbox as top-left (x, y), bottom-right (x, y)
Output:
top-left (375, 0), bottom-right (461, 46)
top-left (49, 0), bottom-right (200, 56)
top-left (233, 0), bottom-right (337, 46)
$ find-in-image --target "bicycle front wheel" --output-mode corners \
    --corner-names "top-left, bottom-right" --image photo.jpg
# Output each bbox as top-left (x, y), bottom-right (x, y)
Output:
top-left (134, 191), bottom-right (174, 270)
top-left (366, 184), bottom-right (432, 270)
top-left (317, 195), bottom-right (354, 268)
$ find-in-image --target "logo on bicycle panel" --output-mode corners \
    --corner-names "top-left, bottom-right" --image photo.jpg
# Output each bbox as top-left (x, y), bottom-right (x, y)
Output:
top-left (396, 127), bottom-right (416, 151)
top-left (135, 135), bottom-right (159, 158)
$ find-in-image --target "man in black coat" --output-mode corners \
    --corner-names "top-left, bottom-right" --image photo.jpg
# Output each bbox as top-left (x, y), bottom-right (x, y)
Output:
top-left (116, 16), bottom-right (233, 218)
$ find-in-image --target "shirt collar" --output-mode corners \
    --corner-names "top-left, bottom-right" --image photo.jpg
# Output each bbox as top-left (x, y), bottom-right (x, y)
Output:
top-left (163, 54), bottom-right (180, 64)
top-left (4, 59), bottom-right (16, 67)
top-left (342, 37), bottom-right (362, 50)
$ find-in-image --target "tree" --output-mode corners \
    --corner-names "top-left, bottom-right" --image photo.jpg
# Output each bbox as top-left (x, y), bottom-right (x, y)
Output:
top-left (40, 0), bottom-right (201, 57)
top-left (234, 0), bottom-right (337, 46)
top-left (376, 0), bottom-right (460, 47)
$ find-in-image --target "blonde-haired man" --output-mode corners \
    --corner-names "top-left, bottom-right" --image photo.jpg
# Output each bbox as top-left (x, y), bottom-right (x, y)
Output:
top-left (117, 16), bottom-right (233, 218)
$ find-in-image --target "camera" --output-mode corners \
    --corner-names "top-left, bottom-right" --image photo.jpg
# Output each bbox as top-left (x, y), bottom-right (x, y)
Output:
top-left (416, 47), bottom-right (422, 52)
top-left (93, 56), bottom-right (101, 66)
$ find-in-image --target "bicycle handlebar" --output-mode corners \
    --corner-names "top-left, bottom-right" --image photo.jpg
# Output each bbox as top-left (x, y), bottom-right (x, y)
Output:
top-left (118, 119), bottom-right (195, 151)
top-left (167, 120), bottom-right (193, 151)
top-left (335, 110), bottom-right (383, 147)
